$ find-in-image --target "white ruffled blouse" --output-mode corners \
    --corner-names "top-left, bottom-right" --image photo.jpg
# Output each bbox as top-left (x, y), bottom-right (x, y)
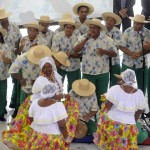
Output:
top-left (29, 101), bottom-right (68, 134)
top-left (106, 85), bottom-right (147, 124)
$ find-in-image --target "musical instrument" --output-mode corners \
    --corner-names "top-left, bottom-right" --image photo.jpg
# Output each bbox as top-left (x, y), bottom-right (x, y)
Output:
top-left (75, 120), bottom-right (88, 139)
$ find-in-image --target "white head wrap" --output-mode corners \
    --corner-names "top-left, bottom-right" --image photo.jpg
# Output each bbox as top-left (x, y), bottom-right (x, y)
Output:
top-left (40, 83), bottom-right (57, 99)
top-left (121, 69), bottom-right (136, 84)
top-left (32, 76), bottom-right (50, 94)
top-left (32, 75), bottom-right (62, 98)
top-left (31, 76), bottom-right (51, 101)
top-left (39, 56), bottom-right (57, 71)
top-left (31, 56), bottom-right (63, 99)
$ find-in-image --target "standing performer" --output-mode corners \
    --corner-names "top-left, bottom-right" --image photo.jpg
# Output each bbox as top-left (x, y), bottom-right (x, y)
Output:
top-left (102, 12), bottom-right (122, 86)
top-left (119, 14), bottom-right (150, 94)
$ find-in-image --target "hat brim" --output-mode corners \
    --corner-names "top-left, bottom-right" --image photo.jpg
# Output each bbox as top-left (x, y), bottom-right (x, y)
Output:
top-left (59, 21), bottom-right (80, 29)
top-left (114, 74), bottom-right (136, 83)
top-left (26, 46), bottom-right (52, 65)
top-left (85, 20), bottom-right (106, 31)
top-left (114, 74), bottom-right (122, 79)
top-left (73, 2), bottom-right (94, 16)
top-left (24, 24), bottom-right (44, 31)
top-left (37, 19), bottom-right (53, 24)
top-left (53, 52), bottom-right (70, 67)
top-left (0, 12), bottom-right (12, 19)
top-left (72, 80), bottom-right (95, 96)
top-left (102, 12), bottom-right (122, 25)
top-left (129, 17), bottom-right (150, 23)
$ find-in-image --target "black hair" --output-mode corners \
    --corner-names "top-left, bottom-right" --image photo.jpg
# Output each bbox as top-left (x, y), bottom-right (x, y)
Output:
top-left (0, 32), bottom-right (5, 44)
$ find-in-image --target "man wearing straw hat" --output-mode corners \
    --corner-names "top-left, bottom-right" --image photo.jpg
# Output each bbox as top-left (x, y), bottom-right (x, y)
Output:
top-left (52, 51), bottom-right (70, 68)
top-left (73, 2), bottom-right (94, 35)
top-left (10, 22), bottom-right (46, 117)
top-left (102, 12), bottom-right (122, 86)
top-left (74, 18), bottom-right (117, 107)
top-left (9, 45), bottom-right (51, 117)
top-left (52, 18), bottom-right (81, 92)
top-left (69, 79), bottom-right (98, 138)
top-left (37, 16), bottom-right (54, 48)
top-left (0, 8), bottom-right (22, 58)
top-left (55, 13), bottom-right (72, 34)
top-left (16, 22), bottom-right (47, 54)
top-left (0, 8), bottom-right (22, 116)
top-left (55, 13), bottom-right (80, 37)
top-left (119, 14), bottom-right (150, 94)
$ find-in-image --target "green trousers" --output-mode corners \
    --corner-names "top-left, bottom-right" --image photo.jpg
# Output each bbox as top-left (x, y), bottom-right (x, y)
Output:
top-left (122, 64), bottom-right (148, 94)
top-left (57, 68), bottom-right (81, 92)
top-left (10, 77), bottom-right (21, 110)
top-left (0, 79), bottom-right (7, 115)
top-left (20, 90), bottom-right (29, 104)
top-left (83, 73), bottom-right (109, 107)
top-left (86, 119), bottom-right (97, 136)
top-left (147, 67), bottom-right (150, 110)
top-left (110, 64), bottom-right (121, 87)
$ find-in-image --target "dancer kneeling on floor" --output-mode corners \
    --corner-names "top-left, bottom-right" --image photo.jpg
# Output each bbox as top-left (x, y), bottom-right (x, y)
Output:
top-left (94, 69), bottom-right (147, 150)
top-left (26, 83), bottom-right (70, 149)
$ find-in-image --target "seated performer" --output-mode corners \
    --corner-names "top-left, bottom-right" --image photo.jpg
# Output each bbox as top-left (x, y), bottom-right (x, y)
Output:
top-left (27, 83), bottom-right (70, 149)
top-left (69, 79), bottom-right (99, 138)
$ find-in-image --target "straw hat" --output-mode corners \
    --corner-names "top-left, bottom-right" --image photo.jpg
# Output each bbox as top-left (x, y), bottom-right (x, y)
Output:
top-left (73, 2), bottom-right (94, 16)
top-left (61, 13), bottom-right (72, 20)
top-left (0, 27), bottom-right (7, 37)
top-left (0, 9), bottom-right (11, 19)
top-left (59, 18), bottom-right (80, 29)
top-left (75, 120), bottom-right (88, 139)
top-left (37, 16), bottom-right (53, 23)
top-left (53, 51), bottom-right (70, 67)
top-left (85, 18), bottom-right (106, 31)
top-left (24, 22), bottom-right (44, 31)
top-left (102, 12), bottom-right (122, 25)
top-left (129, 14), bottom-right (150, 23)
top-left (114, 74), bottom-right (122, 80)
top-left (26, 45), bottom-right (52, 64)
top-left (72, 79), bottom-right (95, 97)
top-left (57, 13), bottom-right (72, 22)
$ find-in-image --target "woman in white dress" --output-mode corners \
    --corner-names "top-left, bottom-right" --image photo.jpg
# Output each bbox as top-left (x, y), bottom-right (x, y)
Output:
top-left (94, 69), bottom-right (147, 149)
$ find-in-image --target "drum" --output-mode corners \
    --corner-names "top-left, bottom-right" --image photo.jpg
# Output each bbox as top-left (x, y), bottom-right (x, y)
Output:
top-left (75, 120), bottom-right (88, 139)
